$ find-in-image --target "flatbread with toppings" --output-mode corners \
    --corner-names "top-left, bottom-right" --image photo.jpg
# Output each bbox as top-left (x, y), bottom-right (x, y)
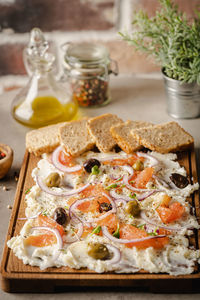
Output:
top-left (8, 144), bottom-right (200, 275)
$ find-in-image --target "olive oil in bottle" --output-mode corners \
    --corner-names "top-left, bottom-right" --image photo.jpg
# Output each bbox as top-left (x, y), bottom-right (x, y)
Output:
top-left (11, 28), bottom-right (78, 128)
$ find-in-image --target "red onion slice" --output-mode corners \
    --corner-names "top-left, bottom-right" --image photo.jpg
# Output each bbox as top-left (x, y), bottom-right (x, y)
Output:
top-left (30, 226), bottom-right (63, 250)
top-left (140, 210), bottom-right (192, 231)
top-left (97, 153), bottom-right (131, 162)
top-left (110, 189), bottom-right (156, 202)
top-left (69, 193), bottom-right (116, 224)
top-left (104, 244), bottom-right (121, 265)
top-left (63, 223), bottom-right (84, 243)
top-left (136, 152), bottom-right (159, 167)
top-left (110, 190), bottom-right (130, 201)
top-left (102, 226), bottom-right (165, 244)
top-left (36, 175), bottom-right (90, 197)
top-left (123, 174), bottom-right (159, 193)
top-left (137, 191), bottom-right (157, 201)
top-left (153, 175), bottom-right (171, 189)
top-left (69, 197), bottom-right (94, 219)
top-left (69, 197), bottom-right (94, 227)
top-left (52, 146), bottom-right (82, 173)
top-left (121, 165), bottom-right (134, 180)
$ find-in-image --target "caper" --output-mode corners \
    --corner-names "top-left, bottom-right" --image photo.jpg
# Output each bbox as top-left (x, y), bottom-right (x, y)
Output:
top-left (53, 207), bottom-right (68, 225)
top-left (133, 160), bottom-right (144, 171)
top-left (170, 173), bottom-right (189, 189)
top-left (125, 200), bottom-right (141, 217)
top-left (83, 158), bottom-right (101, 173)
top-left (99, 202), bottom-right (112, 213)
top-left (87, 243), bottom-right (110, 260)
top-left (45, 172), bottom-right (61, 187)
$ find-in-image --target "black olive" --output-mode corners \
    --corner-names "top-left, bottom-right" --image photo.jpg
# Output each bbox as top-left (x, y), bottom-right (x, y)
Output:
top-left (113, 145), bottom-right (122, 153)
top-left (99, 202), bottom-right (112, 213)
top-left (53, 207), bottom-right (68, 225)
top-left (83, 158), bottom-right (101, 173)
top-left (170, 173), bottom-right (189, 189)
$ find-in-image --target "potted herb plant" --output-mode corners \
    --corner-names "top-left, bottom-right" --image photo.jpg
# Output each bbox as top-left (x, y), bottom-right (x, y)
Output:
top-left (119, 0), bottom-right (200, 118)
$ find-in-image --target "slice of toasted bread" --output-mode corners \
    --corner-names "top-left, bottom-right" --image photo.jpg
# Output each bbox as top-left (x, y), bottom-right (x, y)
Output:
top-left (59, 118), bottom-right (95, 156)
top-left (110, 120), bottom-right (153, 153)
top-left (26, 122), bottom-right (66, 156)
top-left (87, 114), bottom-right (123, 152)
top-left (132, 121), bottom-right (194, 153)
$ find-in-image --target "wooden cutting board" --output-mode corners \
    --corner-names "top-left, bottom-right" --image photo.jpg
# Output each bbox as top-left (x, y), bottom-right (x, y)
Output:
top-left (1, 149), bottom-right (200, 293)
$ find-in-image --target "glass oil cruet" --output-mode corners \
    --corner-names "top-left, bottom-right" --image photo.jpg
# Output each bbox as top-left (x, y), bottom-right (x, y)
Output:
top-left (11, 28), bottom-right (78, 128)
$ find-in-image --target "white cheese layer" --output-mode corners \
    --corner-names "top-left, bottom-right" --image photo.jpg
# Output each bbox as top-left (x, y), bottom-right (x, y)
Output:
top-left (7, 150), bottom-right (200, 274)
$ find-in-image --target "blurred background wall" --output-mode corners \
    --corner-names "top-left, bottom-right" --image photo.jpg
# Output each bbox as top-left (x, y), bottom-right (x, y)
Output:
top-left (0, 0), bottom-right (199, 81)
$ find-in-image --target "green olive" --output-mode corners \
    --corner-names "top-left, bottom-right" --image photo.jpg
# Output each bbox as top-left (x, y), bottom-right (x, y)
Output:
top-left (125, 200), bottom-right (141, 217)
top-left (45, 172), bottom-right (61, 187)
top-left (133, 160), bottom-right (144, 171)
top-left (87, 243), bottom-right (110, 260)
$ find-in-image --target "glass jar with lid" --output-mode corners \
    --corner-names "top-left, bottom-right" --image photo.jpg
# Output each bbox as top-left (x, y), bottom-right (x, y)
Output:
top-left (11, 28), bottom-right (78, 128)
top-left (61, 42), bottom-right (118, 107)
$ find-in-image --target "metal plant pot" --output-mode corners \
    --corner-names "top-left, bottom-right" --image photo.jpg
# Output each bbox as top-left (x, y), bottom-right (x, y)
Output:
top-left (162, 69), bottom-right (200, 119)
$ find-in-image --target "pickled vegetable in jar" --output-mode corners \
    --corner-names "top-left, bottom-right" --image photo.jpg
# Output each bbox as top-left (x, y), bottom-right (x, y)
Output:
top-left (11, 28), bottom-right (78, 128)
top-left (62, 42), bottom-right (118, 107)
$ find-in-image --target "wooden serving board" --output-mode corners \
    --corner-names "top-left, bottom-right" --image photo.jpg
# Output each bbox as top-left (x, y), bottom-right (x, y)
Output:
top-left (1, 149), bottom-right (200, 293)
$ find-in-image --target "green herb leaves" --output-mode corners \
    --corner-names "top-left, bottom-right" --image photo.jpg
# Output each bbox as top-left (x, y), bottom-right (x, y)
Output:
top-left (91, 165), bottom-right (100, 175)
top-left (119, 0), bottom-right (200, 84)
top-left (25, 188), bottom-right (31, 194)
top-left (105, 183), bottom-right (119, 190)
top-left (91, 225), bottom-right (102, 235)
top-left (113, 224), bottom-right (120, 238)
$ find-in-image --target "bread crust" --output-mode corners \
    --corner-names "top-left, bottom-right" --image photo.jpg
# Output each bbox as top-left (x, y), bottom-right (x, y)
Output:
top-left (110, 120), bottom-right (153, 153)
top-left (26, 122), bottom-right (66, 156)
top-left (132, 122), bottom-right (194, 153)
top-left (59, 118), bottom-right (95, 156)
top-left (87, 114), bottom-right (123, 152)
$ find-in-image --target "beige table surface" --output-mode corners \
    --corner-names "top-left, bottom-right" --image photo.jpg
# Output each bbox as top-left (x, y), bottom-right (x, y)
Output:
top-left (0, 74), bottom-right (200, 299)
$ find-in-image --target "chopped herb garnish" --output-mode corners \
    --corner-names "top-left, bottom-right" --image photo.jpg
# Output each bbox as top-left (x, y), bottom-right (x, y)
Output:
top-left (91, 165), bottom-right (100, 175)
top-left (148, 227), bottom-right (159, 236)
top-left (105, 183), bottom-right (118, 190)
top-left (155, 202), bottom-right (161, 210)
top-left (137, 223), bottom-right (146, 230)
top-left (42, 209), bottom-right (48, 216)
top-left (116, 176), bottom-right (122, 182)
top-left (90, 225), bottom-right (101, 235)
top-left (120, 184), bottom-right (126, 188)
top-left (148, 232), bottom-right (157, 236)
top-left (25, 188), bottom-right (31, 194)
top-left (113, 223), bottom-right (120, 238)
top-left (129, 192), bottom-right (137, 199)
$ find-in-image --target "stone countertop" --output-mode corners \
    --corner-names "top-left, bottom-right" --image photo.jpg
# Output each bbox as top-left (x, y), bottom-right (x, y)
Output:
top-left (0, 75), bottom-right (200, 299)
